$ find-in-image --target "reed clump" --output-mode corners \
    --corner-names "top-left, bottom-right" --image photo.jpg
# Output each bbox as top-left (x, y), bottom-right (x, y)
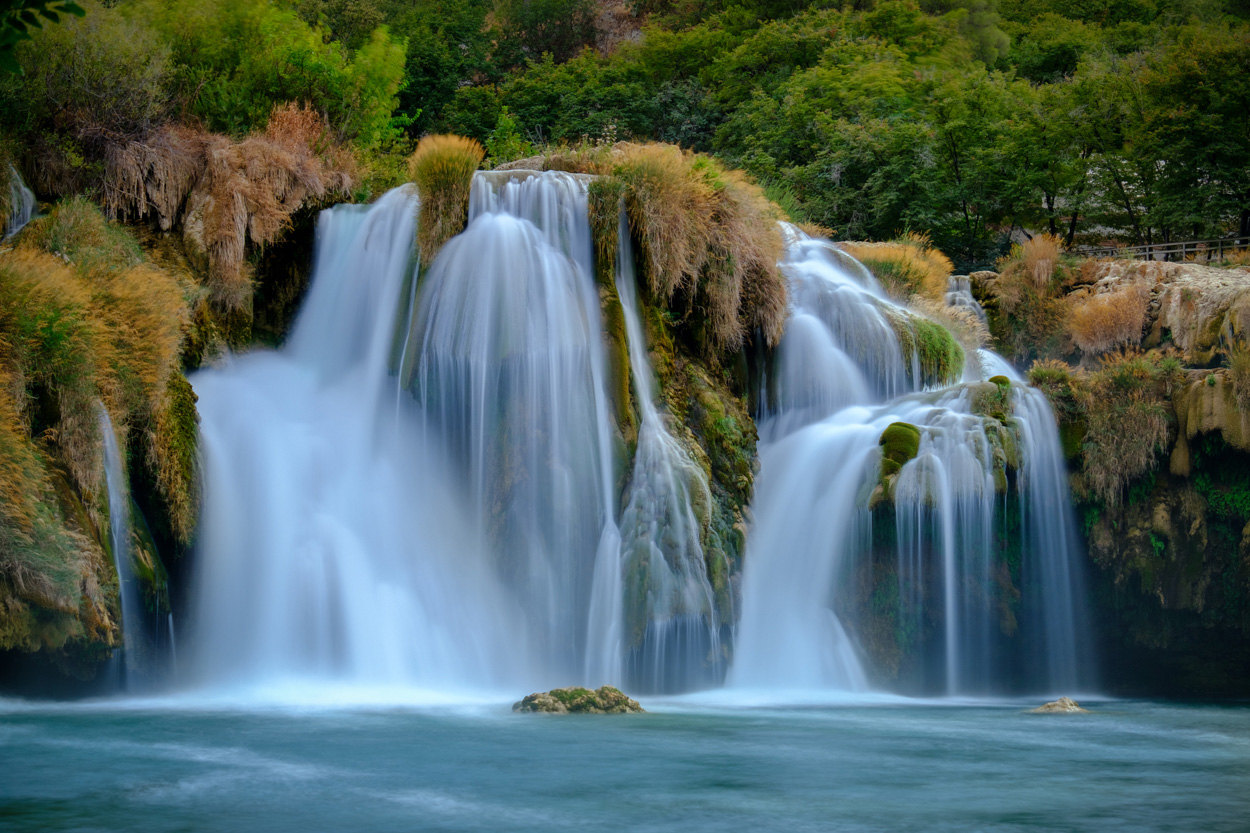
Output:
top-left (1069, 282), bottom-right (1151, 356)
top-left (408, 134), bottom-right (485, 262)
top-left (104, 104), bottom-right (356, 312)
top-left (988, 239), bottom-right (1073, 363)
top-left (1072, 350), bottom-right (1174, 505)
top-left (5, 200), bottom-right (195, 541)
top-left (1018, 234), bottom-right (1063, 288)
top-left (609, 143), bottom-right (787, 353)
top-left (839, 233), bottom-right (952, 303)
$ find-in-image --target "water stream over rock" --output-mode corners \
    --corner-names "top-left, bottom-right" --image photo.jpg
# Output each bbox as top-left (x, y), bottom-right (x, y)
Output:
top-left (189, 181), bottom-right (1091, 698)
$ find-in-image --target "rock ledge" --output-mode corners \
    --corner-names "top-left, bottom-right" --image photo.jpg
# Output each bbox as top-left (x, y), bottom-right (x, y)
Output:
top-left (512, 686), bottom-right (644, 714)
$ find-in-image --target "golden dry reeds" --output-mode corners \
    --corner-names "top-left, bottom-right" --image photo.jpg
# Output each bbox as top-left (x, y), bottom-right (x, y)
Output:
top-left (1068, 282), bottom-right (1151, 356)
top-left (610, 143), bottom-right (786, 352)
top-left (407, 134), bottom-right (485, 262)
top-left (839, 232), bottom-right (952, 303)
top-left (1075, 350), bottom-right (1170, 505)
top-left (104, 104), bottom-right (356, 312)
top-left (613, 143), bottom-right (716, 303)
top-left (5, 200), bottom-right (193, 541)
top-left (1017, 233), bottom-right (1063, 288)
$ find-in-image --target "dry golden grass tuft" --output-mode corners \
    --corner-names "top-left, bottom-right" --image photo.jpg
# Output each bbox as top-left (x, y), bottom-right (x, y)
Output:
top-left (1016, 233), bottom-right (1063, 288)
top-left (612, 143), bottom-right (716, 302)
top-left (610, 143), bottom-right (786, 352)
top-left (839, 233), bottom-right (952, 303)
top-left (1072, 349), bottom-right (1172, 505)
top-left (1068, 282), bottom-right (1151, 356)
top-left (408, 134), bottom-right (485, 262)
top-left (988, 240), bottom-right (1073, 363)
top-left (105, 104), bottom-right (356, 311)
top-left (4, 200), bottom-right (193, 542)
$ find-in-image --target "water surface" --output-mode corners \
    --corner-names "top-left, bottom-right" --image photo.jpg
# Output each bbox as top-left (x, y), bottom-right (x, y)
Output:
top-left (1, 698), bottom-right (1245, 831)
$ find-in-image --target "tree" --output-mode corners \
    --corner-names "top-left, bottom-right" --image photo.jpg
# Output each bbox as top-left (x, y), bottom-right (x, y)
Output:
top-left (0, 0), bottom-right (84, 73)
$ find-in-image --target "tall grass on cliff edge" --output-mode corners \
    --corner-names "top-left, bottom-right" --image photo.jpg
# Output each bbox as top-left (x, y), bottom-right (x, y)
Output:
top-left (105, 104), bottom-right (357, 313)
top-left (408, 135), bottom-right (485, 262)
top-left (610, 143), bottom-right (787, 353)
top-left (5, 199), bottom-right (197, 544)
top-left (839, 233), bottom-right (952, 303)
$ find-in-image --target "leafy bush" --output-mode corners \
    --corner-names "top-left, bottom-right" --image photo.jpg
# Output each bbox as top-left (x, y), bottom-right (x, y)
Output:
top-left (130, 0), bottom-right (405, 147)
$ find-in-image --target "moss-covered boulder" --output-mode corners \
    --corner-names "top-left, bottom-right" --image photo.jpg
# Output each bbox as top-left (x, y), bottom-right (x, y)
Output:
top-left (512, 686), bottom-right (644, 714)
top-left (1030, 697), bottom-right (1089, 714)
top-left (879, 422), bottom-right (921, 478)
top-left (883, 308), bottom-right (965, 388)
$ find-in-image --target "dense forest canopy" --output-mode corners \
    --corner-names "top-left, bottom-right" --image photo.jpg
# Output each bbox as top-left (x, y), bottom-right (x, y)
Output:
top-left (2, 0), bottom-right (1248, 269)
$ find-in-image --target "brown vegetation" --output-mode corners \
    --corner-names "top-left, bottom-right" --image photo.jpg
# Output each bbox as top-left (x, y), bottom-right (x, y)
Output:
top-left (608, 143), bottom-right (786, 353)
top-left (407, 134), bottom-right (485, 262)
top-left (1034, 350), bottom-right (1177, 506)
top-left (104, 104), bottom-right (356, 311)
top-left (1068, 282), bottom-right (1151, 356)
top-left (4, 199), bottom-right (196, 541)
top-left (838, 233), bottom-right (952, 303)
top-left (1017, 234), bottom-right (1063, 288)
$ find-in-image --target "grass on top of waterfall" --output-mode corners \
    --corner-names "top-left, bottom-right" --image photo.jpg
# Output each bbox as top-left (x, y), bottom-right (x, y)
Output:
top-left (508, 141), bottom-right (789, 358)
top-left (408, 135), bottom-right (486, 262)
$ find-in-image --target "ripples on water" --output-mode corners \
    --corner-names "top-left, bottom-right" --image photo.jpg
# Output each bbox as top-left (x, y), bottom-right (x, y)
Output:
top-left (0, 699), bottom-right (1246, 832)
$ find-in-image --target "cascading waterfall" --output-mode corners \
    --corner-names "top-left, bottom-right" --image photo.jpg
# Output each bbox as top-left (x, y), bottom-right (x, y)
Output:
top-left (98, 407), bottom-right (140, 673)
top-left (5, 164), bottom-right (35, 239)
top-left (612, 208), bottom-right (723, 693)
top-left (192, 187), bottom-right (530, 690)
top-left (732, 225), bottom-right (1090, 695)
top-left (399, 170), bottom-right (621, 681)
top-left (188, 179), bottom-right (1089, 699)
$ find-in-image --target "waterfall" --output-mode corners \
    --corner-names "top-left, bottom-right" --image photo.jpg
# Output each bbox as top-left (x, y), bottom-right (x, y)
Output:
top-left (187, 181), bottom-right (1089, 699)
top-left (191, 174), bottom-right (631, 691)
top-left (402, 170), bottom-right (620, 682)
top-left (5, 164), bottom-right (35, 239)
top-left (731, 226), bottom-right (1090, 695)
top-left (611, 208), bottom-right (723, 693)
top-left (191, 187), bottom-right (530, 690)
top-left (98, 407), bottom-right (140, 674)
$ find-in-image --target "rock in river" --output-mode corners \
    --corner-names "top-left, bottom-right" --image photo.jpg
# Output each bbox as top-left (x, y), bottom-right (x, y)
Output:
top-left (512, 686), bottom-right (644, 714)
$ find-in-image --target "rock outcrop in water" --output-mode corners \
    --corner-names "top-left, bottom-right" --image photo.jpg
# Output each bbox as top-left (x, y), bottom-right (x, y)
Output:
top-left (1031, 697), bottom-right (1089, 714)
top-left (513, 686), bottom-right (644, 714)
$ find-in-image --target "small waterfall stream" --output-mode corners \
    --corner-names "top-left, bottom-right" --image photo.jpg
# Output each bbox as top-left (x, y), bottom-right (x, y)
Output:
top-left (98, 407), bottom-right (140, 675)
top-left (732, 226), bottom-right (1090, 695)
top-left (612, 208), bottom-right (722, 693)
top-left (5, 164), bottom-right (35, 239)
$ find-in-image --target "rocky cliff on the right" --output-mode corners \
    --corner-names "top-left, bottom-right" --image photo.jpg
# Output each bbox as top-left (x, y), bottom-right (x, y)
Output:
top-left (973, 243), bottom-right (1250, 695)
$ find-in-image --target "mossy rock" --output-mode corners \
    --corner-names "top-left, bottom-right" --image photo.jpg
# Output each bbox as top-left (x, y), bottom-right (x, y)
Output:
top-left (512, 685), bottom-right (644, 714)
top-left (989, 375), bottom-right (1010, 387)
top-left (883, 308), bottom-right (965, 388)
top-left (880, 422), bottom-right (921, 468)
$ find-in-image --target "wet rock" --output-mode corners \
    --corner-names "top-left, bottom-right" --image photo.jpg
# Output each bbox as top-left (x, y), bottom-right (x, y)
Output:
top-left (1030, 696), bottom-right (1090, 714)
top-left (512, 686), bottom-right (644, 714)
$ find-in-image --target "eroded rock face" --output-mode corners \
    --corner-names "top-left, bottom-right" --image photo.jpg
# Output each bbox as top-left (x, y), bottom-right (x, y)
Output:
top-left (1031, 697), bottom-right (1089, 713)
top-left (512, 686), bottom-right (645, 714)
top-left (1075, 260), bottom-right (1250, 365)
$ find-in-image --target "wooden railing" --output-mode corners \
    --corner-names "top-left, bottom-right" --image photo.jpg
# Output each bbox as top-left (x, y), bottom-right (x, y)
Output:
top-left (1072, 237), bottom-right (1250, 262)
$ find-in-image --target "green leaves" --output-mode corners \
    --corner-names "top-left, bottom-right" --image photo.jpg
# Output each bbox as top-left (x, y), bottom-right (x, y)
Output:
top-left (0, 0), bottom-right (85, 73)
